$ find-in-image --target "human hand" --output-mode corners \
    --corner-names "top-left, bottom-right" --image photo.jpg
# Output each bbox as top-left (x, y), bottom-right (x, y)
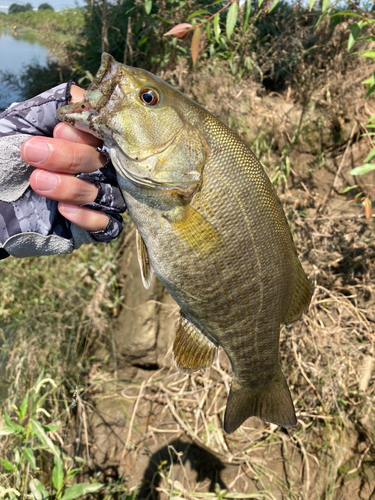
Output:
top-left (22, 85), bottom-right (109, 232)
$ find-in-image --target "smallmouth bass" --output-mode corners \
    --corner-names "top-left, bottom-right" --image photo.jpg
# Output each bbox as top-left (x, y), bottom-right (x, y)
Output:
top-left (58, 54), bottom-right (311, 433)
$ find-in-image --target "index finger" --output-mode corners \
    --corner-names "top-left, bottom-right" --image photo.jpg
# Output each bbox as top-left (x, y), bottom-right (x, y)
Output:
top-left (21, 137), bottom-right (106, 173)
top-left (54, 122), bottom-right (103, 148)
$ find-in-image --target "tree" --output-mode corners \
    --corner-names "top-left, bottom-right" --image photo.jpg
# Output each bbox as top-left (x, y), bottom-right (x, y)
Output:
top-left (8, 2), bottom-right (33, 14)
top-left (38, 2), bottom-right (54, 10)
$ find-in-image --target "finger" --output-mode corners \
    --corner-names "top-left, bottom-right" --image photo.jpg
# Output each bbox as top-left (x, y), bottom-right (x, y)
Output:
top-left (53, 122), bottom-right (103, 148)
top-left (21, 137), bottom-right (106, 173)
top-left (58, 202), bottom-right (109, 232)
top-left (30, 169), bottom-right (98, 205)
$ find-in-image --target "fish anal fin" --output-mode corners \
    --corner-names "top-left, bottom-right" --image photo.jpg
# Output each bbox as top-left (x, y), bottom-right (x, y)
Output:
top-left (173, 315), bottom-right (218, 374)
top-left (136, 230), bottom-right (153, 289)
top-left (285, 263), bottom-right (312, 325)
top-left (224, 370), bottom-right (297, 434)
top-left (164, 205), bottom-right (222, 256)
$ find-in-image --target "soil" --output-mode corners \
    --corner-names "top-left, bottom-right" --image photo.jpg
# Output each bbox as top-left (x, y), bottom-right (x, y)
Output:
top-left (62, 64), bottom-right (375, 499)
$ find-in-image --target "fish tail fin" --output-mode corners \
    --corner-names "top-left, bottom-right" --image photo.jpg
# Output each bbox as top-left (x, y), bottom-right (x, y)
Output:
top-left (223, 370), bottom-right (297, 434)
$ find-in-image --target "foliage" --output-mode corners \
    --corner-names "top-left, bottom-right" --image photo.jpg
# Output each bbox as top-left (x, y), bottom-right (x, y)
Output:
top-left (0, 374), bottom-right (104, 499)
top-left (8, 3), bottom-right (33, 14)
top-left (38, 3), bottom-right (54, 11)
top-left (1, 60), bottom-right (73, 101)
top-left (0, 231), bottom-right (129, 497)
top-left (0, 8), bottom-right (84, 36)
top-left (324, 3), bottom-right (375, 218)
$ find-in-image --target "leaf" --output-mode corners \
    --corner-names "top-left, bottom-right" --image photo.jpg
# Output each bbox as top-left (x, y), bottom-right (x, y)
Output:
top-left (191, 28), bottom-right (201, 65)
top-left (322, 0), bottom-right (330, 12)
top-left (214, 13), bottom-right (221, 42)
top-left (341, 185), bottom-right (358, 193)
top-left (269, 0), bottom-right (280, 13)
top-left (52, 455), bottom-right (64, 491)
top-left (1, 458), bottom-right (16, 472)
top-left (364, 198), bottom-right (372, 219)
top-left (43, 424), bottom-right (62, 432)
top-left (226, 2), bottom-right (238, 40)
top-left (4, 411), bottom-right (24, 435)
top-left (243, 0), bottom-right (251, 31)
top-left (364, 147), bottom-right (375, 163)
top-left (309, 0), bottom-right (316, 9)
top-left (31, 419), bottom-right (59, 457)
top-left (59, 483), bottom-right (103, 500)
top-left (366, 84), bottom-right (375, 98)
top-left (362, 50), bottom-right (375, 59)
top-left (144, 0), bottom-right (152, 15)
top-left (205, 21), bottom-right (211, 43)
top-left (164, 23), bottom-right (192, 38)
top-left (348, 23), bottom-right (360, 51)
top-left (22, 448), bottom-right (36, 470)
top-left (187, 9), bottom-right (210, 20)
top-left (258, 0), bottom-right (264, 6)
top-left (348, 163), bottom-right (375, 176)
top-left (18, 392), bottom-right (29, 423)
top-left (29, 478), bottom-right (49, 500)
top-left (331, 11), bottom-right (361, 18)
top-left (0, 426), bottom-right (15, 436)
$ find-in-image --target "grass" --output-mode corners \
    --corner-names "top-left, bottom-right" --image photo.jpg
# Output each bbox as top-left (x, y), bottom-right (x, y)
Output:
top-left (0, 227), bottom-right (133, 498)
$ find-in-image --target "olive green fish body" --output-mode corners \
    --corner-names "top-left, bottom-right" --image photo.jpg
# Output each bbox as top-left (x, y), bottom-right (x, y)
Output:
top-left (58, 54), bottom-right (311, 433)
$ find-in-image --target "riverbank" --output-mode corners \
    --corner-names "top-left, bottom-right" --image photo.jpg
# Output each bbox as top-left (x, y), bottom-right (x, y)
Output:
top-left (0, 8), bottom-right (83, 45)
top-left (0, 8), bottom-right (84, 109)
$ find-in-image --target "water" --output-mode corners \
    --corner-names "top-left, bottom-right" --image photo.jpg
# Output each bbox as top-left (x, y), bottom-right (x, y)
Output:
top-left (0, 29), bottom-right (50, 110)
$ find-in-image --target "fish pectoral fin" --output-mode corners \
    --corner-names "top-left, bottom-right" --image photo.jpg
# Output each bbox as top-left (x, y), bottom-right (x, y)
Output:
top-left (173, 315), bottom-right (218, 374)
top-left (224, 370), bottom-right (297, 434)
top-left (284, 262), bottom-right (311, 325)
top-left (164, 205), bottom-right (222, 255)
top-left (136, 230), bottom-right (153, 289)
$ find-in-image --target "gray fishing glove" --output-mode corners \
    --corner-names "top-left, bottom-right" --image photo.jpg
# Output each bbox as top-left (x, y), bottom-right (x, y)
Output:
top-left (0, 82), bottom-right (126, 259)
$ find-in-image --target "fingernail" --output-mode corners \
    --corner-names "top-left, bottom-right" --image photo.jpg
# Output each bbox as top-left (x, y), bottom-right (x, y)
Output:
top-left (23, 140), bottom-right (50, 164)
top-left (34, 170), bottom-right (59, 192)
top-left (59, 203), bottom-right (80, 214)
top-left (54, 123), bottom-right (78, 142)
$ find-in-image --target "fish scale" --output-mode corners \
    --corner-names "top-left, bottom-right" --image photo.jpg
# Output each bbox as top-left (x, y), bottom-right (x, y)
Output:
top-left (58, 53), bottom-right (311, 434)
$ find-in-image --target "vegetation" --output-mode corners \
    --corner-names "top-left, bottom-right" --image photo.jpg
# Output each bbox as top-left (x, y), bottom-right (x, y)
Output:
top-left (38, 3), bottom-right (54, 11)
top-left (1, 1), bottom-right (375, 499)
top-left (8, 3), bottom-right (33, 14)
top-left (0, 7), bottom-right (84, 37)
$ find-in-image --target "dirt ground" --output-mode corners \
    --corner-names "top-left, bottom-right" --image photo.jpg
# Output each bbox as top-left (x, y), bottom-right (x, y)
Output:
top-left (60, 65), bottom-right (375, 500)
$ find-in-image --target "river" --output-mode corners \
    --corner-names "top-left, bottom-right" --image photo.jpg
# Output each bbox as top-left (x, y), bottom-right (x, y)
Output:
top-left (0, 29), bottom-right (50, 111)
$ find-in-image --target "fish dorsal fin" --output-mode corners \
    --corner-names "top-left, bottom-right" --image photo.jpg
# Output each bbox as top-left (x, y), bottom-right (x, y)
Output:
top-left (136, 230), bottom-right (153, 289)
top-left (173, 315), bottom-right (218, 373)
top-left (284, 262), bottom-right (311, 325)
top-left (164, 205), bottom-right (222, 256)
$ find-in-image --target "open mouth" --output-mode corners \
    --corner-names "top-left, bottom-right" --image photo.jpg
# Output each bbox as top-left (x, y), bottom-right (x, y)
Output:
top-left (84, 53), bottom-right (120, 111)
top-left (57, 53), bottom-right (119, 124)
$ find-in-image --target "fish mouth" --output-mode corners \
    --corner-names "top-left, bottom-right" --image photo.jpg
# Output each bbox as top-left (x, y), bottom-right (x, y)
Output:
top-left (57, 53), bottom-right (120, 126)
top-left (84, 53), bottom-right (122, 111)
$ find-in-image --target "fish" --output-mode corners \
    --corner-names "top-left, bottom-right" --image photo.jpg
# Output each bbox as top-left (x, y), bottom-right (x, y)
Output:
top-left (57, 53), bottom-right (311, 434)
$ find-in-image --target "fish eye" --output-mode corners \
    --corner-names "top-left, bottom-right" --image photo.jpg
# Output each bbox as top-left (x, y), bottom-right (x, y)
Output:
top-left (140, 89), bottom-right (159, 106)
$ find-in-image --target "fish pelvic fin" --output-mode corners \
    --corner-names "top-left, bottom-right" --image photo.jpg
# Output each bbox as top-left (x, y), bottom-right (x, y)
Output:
top-left (285, 261), bottom-right (312, 325)
top-left (173, 314), bottom-right (218, 374)
top-left (223, 371), bottom-right (297, 434)
top-left (136, 230), bottom-right (153, 289)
